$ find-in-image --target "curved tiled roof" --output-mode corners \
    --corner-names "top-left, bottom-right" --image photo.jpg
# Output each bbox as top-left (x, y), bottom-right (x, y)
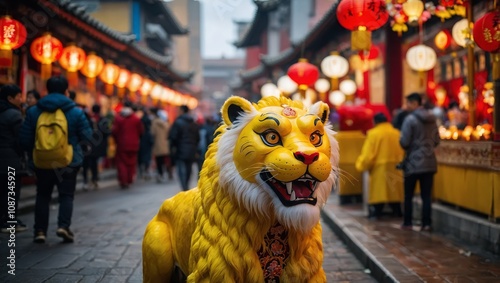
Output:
top-left (42, 0), bottom-right (192, 82)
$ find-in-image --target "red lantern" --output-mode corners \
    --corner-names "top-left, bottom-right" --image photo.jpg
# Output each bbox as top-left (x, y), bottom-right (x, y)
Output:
top-left (287, 58), bottom-right (319, 98)
top-left (358, 45), bottom-right (380, 60)
top-left (99, 61), bottom-right (120, 95)
top-left (0, 16), bottom-right (27, 68)
top-left (59, 44), bottom-right (86, 87)
top-left (30, 33), bottom-right (63, 79)
top-left (473, 10), bottom-right (500, 53)
top-left (336, 0), bottom-right (389, 50)
top-left (80, 52), bottom-right (104, 91)
top-left (434, 29), bottom-right (452, 51)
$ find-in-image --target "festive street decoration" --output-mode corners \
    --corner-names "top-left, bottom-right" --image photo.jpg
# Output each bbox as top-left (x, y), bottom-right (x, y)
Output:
top-left (115, 68), bottom-right (131, 98)
top-left (358, 45), bottom-right (380, 60)
top-left (406, 44), bottom-right (437, 72)
top-left (337, 0), bottom-right (389, 50)
top-left (99, 61), bottom-right (120, 95)
top-left (473, 10), bottom-right (500, 53)
top-left (402, 0), bottom-right (424, 23)
top-left (0, 16), bottom-right (27, 68)
top-left (80, 52), bottom-right (104, 91)
top-left (260, 82), bottom-right (280, 98)
top-left (321, 52), bottom-right (349, 90)
top-left (434, 29), bottom-right (452, 50)
top-left (58, 44), bottom-right (86, 87)
top-left (30, 33), bottom-right (63, 79)
top-left (277, 75), bottom-right (298, 96)
top-left (452, 18), bottom-right (472, 48)
top-left (287, 58), bottom-right (319, 97)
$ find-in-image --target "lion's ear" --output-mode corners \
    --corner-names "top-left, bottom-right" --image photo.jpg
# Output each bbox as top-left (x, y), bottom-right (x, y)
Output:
top-left (221, 96), bottom-right (254, 126)
top-left (310, 101), bottom-right (330, 124)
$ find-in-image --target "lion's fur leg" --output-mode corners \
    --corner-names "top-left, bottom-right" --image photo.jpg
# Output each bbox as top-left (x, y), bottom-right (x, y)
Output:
top-left (143, 217), bottom-right (175, 283)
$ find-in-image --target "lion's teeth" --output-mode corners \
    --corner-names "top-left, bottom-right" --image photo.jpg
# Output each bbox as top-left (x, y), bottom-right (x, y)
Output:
top-left (286, 182), bottom-right (292, 195)
top-left (290, 190), bottom-right (296, 201)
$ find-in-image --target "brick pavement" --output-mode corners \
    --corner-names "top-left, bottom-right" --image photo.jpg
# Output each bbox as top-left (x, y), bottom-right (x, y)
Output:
top-left (0, 172), bottom-right (376, 282)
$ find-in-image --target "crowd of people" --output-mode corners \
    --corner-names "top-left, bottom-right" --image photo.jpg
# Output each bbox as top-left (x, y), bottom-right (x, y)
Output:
top-left (0, 75), bottom-right (218, 244)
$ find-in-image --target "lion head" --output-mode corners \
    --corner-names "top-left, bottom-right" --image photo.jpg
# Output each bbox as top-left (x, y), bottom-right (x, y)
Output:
top-left (213, 96), bottom-right (339, 233)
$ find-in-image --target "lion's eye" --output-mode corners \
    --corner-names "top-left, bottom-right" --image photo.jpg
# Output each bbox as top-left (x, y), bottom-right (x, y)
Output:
top-left (310, 131), bottom-right (323, 146)
top-left (261, 131), bottom-right (282, 146)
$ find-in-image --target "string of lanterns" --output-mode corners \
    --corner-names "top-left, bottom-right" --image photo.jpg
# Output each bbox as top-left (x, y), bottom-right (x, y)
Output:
top-left (0, 15), bottom-right (196, 108)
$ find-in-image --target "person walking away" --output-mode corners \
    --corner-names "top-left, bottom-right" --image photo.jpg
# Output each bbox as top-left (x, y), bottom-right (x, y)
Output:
top-left (137, 106), bottom-right (154, 180)
top-left (169, 105), bottom-right (200, 191)
top-left (86, 104), bottom-right (111, 189)
top-left (0, 84), bottom-right (27, 233)
top-left (20, 76), bottom-right (92, 243)
top-left (399, 93), bottom-right (440, 232)
top-left (112, 102), bottom-right (144, 189)
top-left (150, 108), bottom-right (172, 182)
top-left (355, 113), bottom-right (405, 219)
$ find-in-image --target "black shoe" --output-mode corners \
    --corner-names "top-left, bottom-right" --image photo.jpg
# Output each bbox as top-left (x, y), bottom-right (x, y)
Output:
top-left (56, 227), bottom-right (74, 243)
top-left (34, 231), bottom-right (46, 243)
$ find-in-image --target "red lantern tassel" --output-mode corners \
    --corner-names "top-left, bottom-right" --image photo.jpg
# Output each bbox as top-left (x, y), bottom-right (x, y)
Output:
top-left (67, 71), bottom-right (78, 87)
top-left (41, 63), bottom-right (51, 80)
top-left (87, 77), bottom-right (96, 92)
top-left (0, 49), bottom-right (13, 68)
top-left (117, 87), bottom-right (126, 99)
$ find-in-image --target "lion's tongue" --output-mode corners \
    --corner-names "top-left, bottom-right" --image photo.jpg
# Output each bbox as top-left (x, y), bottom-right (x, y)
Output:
top-left (293, 181), bottom-right (312, 198)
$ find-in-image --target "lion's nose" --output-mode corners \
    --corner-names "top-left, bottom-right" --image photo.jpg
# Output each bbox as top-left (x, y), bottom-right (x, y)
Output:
top-left (293, 151), bottom-right (319, 165)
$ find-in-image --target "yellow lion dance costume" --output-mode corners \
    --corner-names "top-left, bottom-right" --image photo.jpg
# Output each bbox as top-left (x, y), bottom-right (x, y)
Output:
top-left (143, 96), bottom-right (339, 282)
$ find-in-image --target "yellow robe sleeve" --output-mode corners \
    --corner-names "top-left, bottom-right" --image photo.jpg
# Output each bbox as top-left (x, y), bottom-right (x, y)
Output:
top-left (355, 133), bottom-right (377, 172)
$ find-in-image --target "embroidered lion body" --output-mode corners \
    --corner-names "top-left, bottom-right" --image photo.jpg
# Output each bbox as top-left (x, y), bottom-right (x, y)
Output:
top-left (143, 96), bottom-right (339, 282)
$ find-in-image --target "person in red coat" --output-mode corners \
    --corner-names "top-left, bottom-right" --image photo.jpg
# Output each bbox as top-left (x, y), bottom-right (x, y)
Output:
top-left (112, 102), bottom-right (144, 188)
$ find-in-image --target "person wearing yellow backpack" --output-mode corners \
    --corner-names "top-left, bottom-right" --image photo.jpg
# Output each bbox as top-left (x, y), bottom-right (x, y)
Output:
top-left (20, 76), bottom-right (92, 244)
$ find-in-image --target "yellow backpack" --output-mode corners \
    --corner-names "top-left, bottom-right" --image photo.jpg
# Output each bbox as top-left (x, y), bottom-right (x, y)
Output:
top-left (33, 109), bottom-right (73, 169)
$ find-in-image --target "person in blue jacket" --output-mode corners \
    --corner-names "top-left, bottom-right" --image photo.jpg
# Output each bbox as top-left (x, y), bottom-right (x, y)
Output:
top-left (20, 76), bottom-right (92, 244)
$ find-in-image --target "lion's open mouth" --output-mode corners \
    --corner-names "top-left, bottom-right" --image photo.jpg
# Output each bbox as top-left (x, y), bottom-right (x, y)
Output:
top-left (260, 170), bottom-right (319, 206)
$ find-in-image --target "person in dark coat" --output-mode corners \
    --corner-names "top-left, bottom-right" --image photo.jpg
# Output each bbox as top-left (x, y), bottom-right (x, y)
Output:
top-left (169, 105), bottom-right (200, 191)
top-left (399, 93), bottom-right (440, 232)
top-left (138, 106), bottom-right (154, 180)
top-left (112, 102), bottom-right (144, 188)
top-left (20, 76), bottom-right (93, 243)
top-left (0, 84), bottom-right (27, 233)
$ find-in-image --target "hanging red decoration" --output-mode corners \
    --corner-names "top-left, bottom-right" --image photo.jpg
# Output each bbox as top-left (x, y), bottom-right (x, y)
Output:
top-left (0, 16), bottom-right (27, 68)
top-left (30, 33), bottom-right (63, 79)
top-left (59, 44), bottom-right (86, 87)
top-left (80, 52), bottom-right (104, 91)
top-left (473, 10), bottom-right (500, 53)
top-left (336, 0), bottom-right (389, 50)
top-left (99, 61), bottom-right (120, 95)
top-left (287, 58), bottom-right (319, 98)
top-left (115, 68), bottom-right (131, 98)
top-left (358, 45), bottom-right (380, 60)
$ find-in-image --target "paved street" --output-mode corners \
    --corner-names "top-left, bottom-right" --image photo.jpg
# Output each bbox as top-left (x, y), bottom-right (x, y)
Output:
top-left (0, 174), bottom-right (376, 282)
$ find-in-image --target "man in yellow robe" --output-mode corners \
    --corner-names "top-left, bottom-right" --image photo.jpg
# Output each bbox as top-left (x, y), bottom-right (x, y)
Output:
top-left (355, 113), bottom-right (405, 218)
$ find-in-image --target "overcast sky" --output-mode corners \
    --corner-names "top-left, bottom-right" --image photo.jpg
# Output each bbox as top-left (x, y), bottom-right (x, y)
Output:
top-left (200, 0), bottom-right (256, 59)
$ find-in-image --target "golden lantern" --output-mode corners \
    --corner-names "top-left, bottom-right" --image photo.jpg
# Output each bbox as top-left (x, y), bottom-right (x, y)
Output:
top-left (115, 68), bottom-right (131, 98)
top-left (321, 52), bottom-right (349, 90)
top-left (276, 75), bottom-right (298, 96)
top-left (80, 52), bottom-right (104, 91)
top-left (99, 61), bottom-right (120, 95)
top-left (127, 73), bottom-right (143, 92)
top-left (139, 78), bottom-right (153, 104)
top-left (30, 33), bottom-right (63, 79)
top-left (452, 19), bottom-right (472, 48)
top-left (58, 44), bottom-right (86, 87)
top-left (402, 0), bottom-right (424, 23)
top-left (0, 16), bottom-right (27, 68)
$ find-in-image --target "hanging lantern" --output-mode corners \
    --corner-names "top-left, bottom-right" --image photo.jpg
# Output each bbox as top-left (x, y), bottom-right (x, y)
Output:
top-left (260, 82), bottom-right (280, 98)
top-left (188, 97), bottom-right (198, 110)
top-left (99, 61), bottom-right (120, 95)
top-left (406, 44), bottom-right (437, 72)
top-left (287, 58), bottom-right (319, 98)
top-left (0, 16), bottom-right (27, 68)
top-left (30, 33), bottom-right (63, 79)
top-left (329, 90), bottom-right (346, 107)
top-left (321, 52), bottom-right (349, 90)
top-left (434, 30), bottom-right (452, 51)
top-left (339, 79), bottom-right (357, 96)
top-left (80, 52), bottom-right (104, 91)
top-left (58, 44), bottom-right (86, 87)
top-left (473, 10), bottom-right (500, 53)
top-left (151, 84), bottom-right (163, 104)
top-left (127, 73), bottom-right (143, 92)
top-left (336, 0), bottom-right (389, 51)
top-left (115, 68), bottom-right (131, 98)
top-left (277, 75), bottom-right (298, 96)
top-left (402, 0), bottom-right (424, 23)
top-left (314, 78), bottom-right (330, 102)
top-left (139, 78), bottom-right (153, 104)
top-left (452, 19), bottom-right (472, 48)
